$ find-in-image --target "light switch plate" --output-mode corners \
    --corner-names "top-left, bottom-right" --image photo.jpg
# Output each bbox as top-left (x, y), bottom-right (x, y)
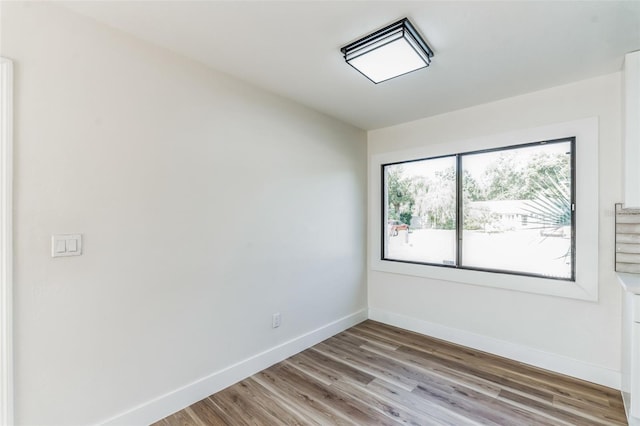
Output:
top-left (51, 234), bottom-right (82, 257)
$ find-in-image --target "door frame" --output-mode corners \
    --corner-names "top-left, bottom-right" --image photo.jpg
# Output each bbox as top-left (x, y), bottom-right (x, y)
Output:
top-left (0, 56), bottom-right (14, 426)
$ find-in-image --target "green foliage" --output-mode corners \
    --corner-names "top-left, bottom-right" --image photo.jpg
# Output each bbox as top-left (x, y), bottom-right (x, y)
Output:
top-left (386, 167), bottom-right (414, 222)
top-left (480, 150), bottom-right (570, 201)
top-left (523, 170), bottom-right (571, 227)
top-left (427, 167), bottom-right (456, 229)
top-left (463, 169), bottom-right (483, 201)
top-left (483, 153), bottom-right (528, 200)
top-left (399, 211), bottom-right (412, 226)
top-left (464, 206), bottom-right (499, 230)
top-left (384, 147), bottom-right (571, 234)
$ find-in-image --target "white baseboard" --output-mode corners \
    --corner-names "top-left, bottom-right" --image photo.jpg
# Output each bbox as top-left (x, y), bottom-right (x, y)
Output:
top-left (100, 306), bottom-right (619, 425)
top-left (622, 391), bottom-right (640, 426)
top-left (100, 309), bottom-right (368, 426)
top-left (368, 308), bottom-right (621, 390)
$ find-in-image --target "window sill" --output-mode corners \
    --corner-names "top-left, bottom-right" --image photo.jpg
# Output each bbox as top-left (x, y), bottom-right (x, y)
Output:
top-left (371, 258), bottom-right (596, 301)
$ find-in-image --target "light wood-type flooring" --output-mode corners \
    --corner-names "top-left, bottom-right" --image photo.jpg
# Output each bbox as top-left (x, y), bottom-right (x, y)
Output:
top-left (155, 320), bottom-right (627, 425)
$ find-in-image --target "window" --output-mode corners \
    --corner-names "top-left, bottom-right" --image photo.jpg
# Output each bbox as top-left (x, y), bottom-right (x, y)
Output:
top-left (382, 138), bottom-right (575, 281)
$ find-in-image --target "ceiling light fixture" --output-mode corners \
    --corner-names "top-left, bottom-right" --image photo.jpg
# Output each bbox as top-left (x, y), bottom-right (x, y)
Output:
top-left (341, 18), bottom-right (434, 84)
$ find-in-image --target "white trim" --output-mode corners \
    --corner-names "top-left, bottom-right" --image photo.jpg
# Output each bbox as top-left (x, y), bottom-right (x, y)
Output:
top-left (99, 309), bottom-right (368, 426)
top-left (369, 307), bottom-right (620, 390)
top-left (625, 388), bottom-right (640, 426)
top-left (0, 57), bottom-right (13, 426)
top-left (623, 51), bottom-right (640, 208)
top-left (369, 117), bottom-right (599, 301)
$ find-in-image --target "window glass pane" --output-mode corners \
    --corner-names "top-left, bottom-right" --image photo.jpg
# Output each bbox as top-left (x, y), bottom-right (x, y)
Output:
top-left (383, 156), bottom-right (457, 265)
top-left (461, 141), bottom-right (573, 279)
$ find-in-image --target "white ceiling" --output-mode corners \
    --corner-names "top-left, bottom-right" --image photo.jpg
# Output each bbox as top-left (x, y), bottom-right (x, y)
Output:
top-left (61, 1), bottom-right (640, 130)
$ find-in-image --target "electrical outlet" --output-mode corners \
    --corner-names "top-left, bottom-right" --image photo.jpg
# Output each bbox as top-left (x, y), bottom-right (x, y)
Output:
top-left (272, 312), bottom-right (281, 328)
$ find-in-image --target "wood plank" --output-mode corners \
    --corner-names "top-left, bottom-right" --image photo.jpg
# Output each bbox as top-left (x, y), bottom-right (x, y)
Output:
top-left (157, 406), bottom-right (201, 426)
top-left (186, 398), bottom-right (228, 425)
top-left (394, 344), bottom-right (557, 404)
top-left (553, 394), bottom-right (628, 425)
top-left (330, 332), bottom-right (560, 426)
top-left (209, 385), bottom-right (275, 426)
top-left (342, 328), bottom-right (402, 351)
top-left (233, 378), bottom-right (312, 425)
top-left (252, 368), bottom-right (344, 425)
top-left (363, 322), bottom-right (623, 410)
top-left (287, 348), bottom-right (374, 386)
top-left (412, 382), bottom-right (560, 426)
top-left (354, 321), bottom-right (438, 355)
top-left (312, 341), bottom-right (418, 391)
top-left (497, 389), bottom-right (608, 426)
top-left (354, 339), bottom-right (503, 399)
top-left (159, 320), bottom-right (627, 426)
top-left (331, 379), bottom-right (440, 426)
top-left (270, 362), bottom-right (400, 426)
top-left (365, 378), bottom-right (481, 426)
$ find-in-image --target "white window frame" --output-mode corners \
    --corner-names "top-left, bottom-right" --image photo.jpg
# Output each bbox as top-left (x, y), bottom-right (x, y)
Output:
top-left (369, 118), bottom-right (599, 301)
top-left (0, 57), bottom-right (13, 426)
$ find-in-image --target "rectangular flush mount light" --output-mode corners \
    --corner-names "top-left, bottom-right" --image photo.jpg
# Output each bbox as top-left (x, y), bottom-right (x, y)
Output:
top-left (341, 18), bottom-right (434, 84)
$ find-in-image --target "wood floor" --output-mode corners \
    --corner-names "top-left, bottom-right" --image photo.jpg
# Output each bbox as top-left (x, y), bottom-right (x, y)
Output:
top-left (155, 320), bottom-right (627, 425)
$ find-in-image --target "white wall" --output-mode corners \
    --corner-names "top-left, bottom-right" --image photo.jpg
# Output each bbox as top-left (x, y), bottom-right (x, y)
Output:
top-left (1, 3), bottom-right (367, 424)
top-left (368, 73), bottom-right (623, 387)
